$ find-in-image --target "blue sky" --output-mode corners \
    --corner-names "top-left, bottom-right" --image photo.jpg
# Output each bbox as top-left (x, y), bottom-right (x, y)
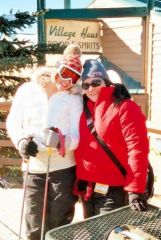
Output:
top-left (0, 0), bottom-right (93, 43)
top-left (0, 0), bottom-right (93, 14)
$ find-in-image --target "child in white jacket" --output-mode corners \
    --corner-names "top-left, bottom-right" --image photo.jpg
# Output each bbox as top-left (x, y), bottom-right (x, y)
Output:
top-left (45, 46), bottom-right (83, 155)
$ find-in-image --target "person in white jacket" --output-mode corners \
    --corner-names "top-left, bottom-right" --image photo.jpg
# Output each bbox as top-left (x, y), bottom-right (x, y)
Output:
top-left (6, 57), bottom-right (83, 240)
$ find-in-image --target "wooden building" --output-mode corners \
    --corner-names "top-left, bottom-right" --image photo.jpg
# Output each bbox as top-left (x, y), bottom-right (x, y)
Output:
top-left (87, 0), bottom-right (161, 127)
top-left (37, 0), bottom-right (161, 128)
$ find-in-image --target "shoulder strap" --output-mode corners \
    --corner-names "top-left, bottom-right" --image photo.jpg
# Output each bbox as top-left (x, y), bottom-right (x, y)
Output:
top-left (83, 99), bottom-right (127, 177)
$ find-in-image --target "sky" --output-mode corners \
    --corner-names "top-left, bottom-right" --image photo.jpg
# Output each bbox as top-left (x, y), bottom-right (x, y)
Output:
top-left (0, 0), bottom-right (93, 43)
top-left (0, 0), bottom-right (93, 14)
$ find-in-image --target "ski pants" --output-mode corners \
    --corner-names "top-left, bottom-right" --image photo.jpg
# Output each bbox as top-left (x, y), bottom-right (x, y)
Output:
top-left (81, 186), bottom-right (126, 219)
top-left (24, 166), bottom-right (78, 240)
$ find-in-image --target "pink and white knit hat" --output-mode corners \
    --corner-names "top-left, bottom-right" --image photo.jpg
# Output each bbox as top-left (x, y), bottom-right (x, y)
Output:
top-left (57, 55), bottom-right (82, 75)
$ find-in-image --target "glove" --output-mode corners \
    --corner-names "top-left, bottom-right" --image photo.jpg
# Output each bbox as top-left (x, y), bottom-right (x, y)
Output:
top-left (43, 127), bottom-right (65, 157)
top-left (128, 192), bottom-right (148, 212)
top-left (73, 180), bottom-right (94, 201)
top-left (18, 137), bottom-right (38, 159)
top-left (43, 128), bottom-right (59, 148)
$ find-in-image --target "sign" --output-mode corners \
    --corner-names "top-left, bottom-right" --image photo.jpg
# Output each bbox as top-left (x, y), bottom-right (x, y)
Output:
top-left (45, 19), bottom-right (102, 53)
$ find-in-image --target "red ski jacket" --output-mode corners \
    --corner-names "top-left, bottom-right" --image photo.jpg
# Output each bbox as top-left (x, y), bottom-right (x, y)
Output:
top-left (75, 86), bottom-right (149, 193)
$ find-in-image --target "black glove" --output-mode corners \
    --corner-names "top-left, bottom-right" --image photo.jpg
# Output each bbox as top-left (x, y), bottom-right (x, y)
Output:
top-left (128, 192), bottom-right (148, 212)
top-left (18, 137), bottom-right (38, 159)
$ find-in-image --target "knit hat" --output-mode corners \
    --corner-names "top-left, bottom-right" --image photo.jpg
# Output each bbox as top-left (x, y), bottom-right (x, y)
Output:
top-left (63, 44), bottom-right (82, 57)
top-left (57, 55), bottom-right (82, 76)
top-left (81, 59), bottom-right (109, 82)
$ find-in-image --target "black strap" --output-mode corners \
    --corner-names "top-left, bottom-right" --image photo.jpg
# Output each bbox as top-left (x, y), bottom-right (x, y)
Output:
top-left (84, 99), bottom-right (127, 177)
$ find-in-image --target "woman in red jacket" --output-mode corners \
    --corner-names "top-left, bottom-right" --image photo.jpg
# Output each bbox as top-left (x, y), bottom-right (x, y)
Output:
top-left (74, 59), bottom-right (149, 218)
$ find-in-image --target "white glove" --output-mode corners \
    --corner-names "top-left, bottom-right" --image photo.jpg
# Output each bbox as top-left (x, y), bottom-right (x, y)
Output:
top-left (43, 128), bottom-right (60, 148)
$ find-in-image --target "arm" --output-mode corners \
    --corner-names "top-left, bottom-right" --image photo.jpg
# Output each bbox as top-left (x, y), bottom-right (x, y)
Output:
top-left (6, 84), bottom-right (39, 158)
top-left (6, 85), bottom-right (26, 149)
top-left (45, 94), bottom-right (83, 151)
top-left (66, 95), bottom-right (83, 150)
top-left (119, 100), bottom-right (149, 193)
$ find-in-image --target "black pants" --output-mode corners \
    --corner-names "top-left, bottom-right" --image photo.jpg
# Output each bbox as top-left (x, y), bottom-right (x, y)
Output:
top-left (24, 166), bottom-right (78, 240)
top-left (81, 186), bottom-right (126, 219)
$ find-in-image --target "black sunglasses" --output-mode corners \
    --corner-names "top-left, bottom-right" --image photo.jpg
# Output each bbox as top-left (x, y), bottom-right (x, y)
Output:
top-left (82, 79), bottom-right (103, 90)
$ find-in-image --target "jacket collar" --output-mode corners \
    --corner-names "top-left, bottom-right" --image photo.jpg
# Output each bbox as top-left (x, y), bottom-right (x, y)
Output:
top-left (86, 86), bottom-right (115, 115)
top-left (96, 86), bottom-right (115, 106)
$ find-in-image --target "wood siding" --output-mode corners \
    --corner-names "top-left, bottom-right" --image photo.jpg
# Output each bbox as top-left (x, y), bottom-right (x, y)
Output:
top-left (150, 19), bottom-right (161, 124)
top-left (101, 17), bottom-right (145, 85)
top-left (89, 1), bottom-right (146, 86)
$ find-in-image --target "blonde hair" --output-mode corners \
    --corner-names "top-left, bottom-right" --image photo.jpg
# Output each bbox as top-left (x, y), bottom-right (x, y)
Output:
top-left (31, 66), bottom-right (55, 85)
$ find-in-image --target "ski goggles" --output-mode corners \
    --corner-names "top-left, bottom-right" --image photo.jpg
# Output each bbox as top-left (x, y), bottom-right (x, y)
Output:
top-left (56, 65), bottom-right (81, 85)
top-left (82, 79), bottom-right (103, 90)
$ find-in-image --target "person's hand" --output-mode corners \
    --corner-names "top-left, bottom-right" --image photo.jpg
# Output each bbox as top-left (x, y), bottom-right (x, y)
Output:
top-left (43, 128), bottom-right (59, 148)
top-left (128, 192), bottom-right (148, 211)
top-left (18, 137), bottom-right (38, 159)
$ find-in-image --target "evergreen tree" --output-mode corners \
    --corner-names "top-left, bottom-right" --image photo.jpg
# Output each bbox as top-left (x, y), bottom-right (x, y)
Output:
top-left (0, 11), bottom-right (66, 100)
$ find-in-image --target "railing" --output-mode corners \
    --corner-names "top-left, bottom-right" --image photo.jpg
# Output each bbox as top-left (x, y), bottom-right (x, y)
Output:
top-left (0, 102), bottom-right (21, 166)
top-left (0, 102), bottom-right (161, 167)
top-left (147, 121), bottom-right (161, 136)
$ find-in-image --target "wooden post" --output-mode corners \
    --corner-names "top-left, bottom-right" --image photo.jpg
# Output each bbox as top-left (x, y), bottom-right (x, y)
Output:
top-left (143, 14), bottom-right (153, 121)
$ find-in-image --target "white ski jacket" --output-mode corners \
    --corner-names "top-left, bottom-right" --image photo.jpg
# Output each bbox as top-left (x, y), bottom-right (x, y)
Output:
top-left (6, 82), bottom-right (83, 173)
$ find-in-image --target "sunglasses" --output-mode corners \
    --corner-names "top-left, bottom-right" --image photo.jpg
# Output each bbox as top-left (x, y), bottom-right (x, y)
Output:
top-left (82, 79), bottom-right (103, 90)
top-left (57, 65), bottom-right (81, 85)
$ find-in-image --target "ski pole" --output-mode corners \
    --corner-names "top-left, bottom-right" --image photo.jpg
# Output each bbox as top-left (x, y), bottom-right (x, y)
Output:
top-left (40, 147), bottom-right (52, 240)
top-left (18, 158), bottom-right (29, 240)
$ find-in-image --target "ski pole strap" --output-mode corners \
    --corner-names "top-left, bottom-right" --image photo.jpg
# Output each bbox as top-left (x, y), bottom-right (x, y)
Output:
top-left (50, 127), bottom-right (65, 157)
top-left (56, 128), bottom-right (65, 157)
top-left (83, 98), bottom-right (127, 177)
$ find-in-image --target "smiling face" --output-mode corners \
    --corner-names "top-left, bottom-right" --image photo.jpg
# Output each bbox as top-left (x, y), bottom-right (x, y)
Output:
top-left (54, 64), bottom-right (81, 91)
top-left (82, 77), bottom-right (106, 102)
top-left (55, 73), bottom-right (73, 91)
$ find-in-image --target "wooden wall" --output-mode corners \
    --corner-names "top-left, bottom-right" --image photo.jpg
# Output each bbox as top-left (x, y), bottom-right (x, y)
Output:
top-left (132, 93), bottom-right (148, 116)
top-left (89, 0), bottom-right (161, 126)
top-left (101, 17), bottom-right (145, 85)
top-left (89, 0), bottom-right (146, 86)
top-left (150, 16), bottom-right (161, 124)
